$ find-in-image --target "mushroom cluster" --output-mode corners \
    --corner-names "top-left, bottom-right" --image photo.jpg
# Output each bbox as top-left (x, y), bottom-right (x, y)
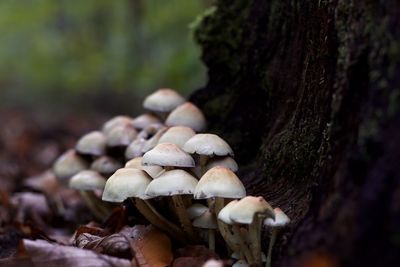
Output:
top-left (52, 88), bottom-right (290, 267)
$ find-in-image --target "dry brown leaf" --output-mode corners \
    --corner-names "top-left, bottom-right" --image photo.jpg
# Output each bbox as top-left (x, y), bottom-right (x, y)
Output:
top-left (125, 225), bottom-right (173, 267)
top-left (20, 239), bottom-right (132, 267)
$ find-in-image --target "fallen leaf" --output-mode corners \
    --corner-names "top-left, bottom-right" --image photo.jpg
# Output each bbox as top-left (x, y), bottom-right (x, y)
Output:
top-left (19, 239), bottom-right (132, 267)
top-left (126, 225), bottom-right (173, 267)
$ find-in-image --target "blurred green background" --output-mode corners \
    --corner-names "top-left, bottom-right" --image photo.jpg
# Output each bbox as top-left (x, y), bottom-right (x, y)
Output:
top-left (0, 0), bottom-right (209, 115)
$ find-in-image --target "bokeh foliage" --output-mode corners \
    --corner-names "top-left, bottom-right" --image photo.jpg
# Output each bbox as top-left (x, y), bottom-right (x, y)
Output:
top-left (0, 0), bottom-right (208, 109)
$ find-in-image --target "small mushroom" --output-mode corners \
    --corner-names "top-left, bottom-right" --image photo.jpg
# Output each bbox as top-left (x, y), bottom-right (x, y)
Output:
top-left (142, 143), bottom-right (195, 168)
top-left (143, 88), bottom-right (186, 119)
top-left (125, 157), bottom-right (164, 178)
top-left (125, 138), bottom-right (147, 159)
top-left (145, 169), bottom-right (199, 242)
top-left (186, 203), bottom-right (208, 220)
top-left (264, 208), bottom-right (290, 267)
top-left (206, 156), bottom-right (238, 173)
top-left (102, 116), bottom-right (134, 135)
top-left (90, 156), bottom-right (123, 177)
top-left (105, 124), bottom-right (137, 148)
top-left (69, 170), bottom-right (110, 220)
top-left (194, 166), bottom-right (246, 252)
top-left (229, 196), bottom-right (275, 266)
top-left (158, 126), bottom-right (196, 149)
top-left (131, 113), bottom-right (161, 130)
top-left (53, 149), bottom-right (89, 184)
top-left (102, 168), bottom-right (186, 243)
top-left (76, 131), bottom-right (106, 158)
top-left (192, 209), bottom-right (217, 251)
top-left (232, 260), bottom-right (249, 267)
top-left (165, 102), bottom-right (207, 132)
top-left (184, 133), bottom-right (233, 175)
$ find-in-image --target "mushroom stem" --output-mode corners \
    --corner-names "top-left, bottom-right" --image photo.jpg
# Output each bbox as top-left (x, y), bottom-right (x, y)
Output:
top-left (231, 224), bottom-right (254, 264)
top-left (266, 228), bottom-right (278, 267)
top-left (214, 198), bottom-right (239, 252)
top-left (199, 155), bottom-right (208, 175)
top-left (208, 229), bottom-right (215, 251)
top-left (171, 195), bottom-right (197, 242)
top-left (80, 191), bottom-right (110, 221)
top-left (131, 198), bottom-right (186, 243)
top-left (249, 216), bottom-right (263, 266)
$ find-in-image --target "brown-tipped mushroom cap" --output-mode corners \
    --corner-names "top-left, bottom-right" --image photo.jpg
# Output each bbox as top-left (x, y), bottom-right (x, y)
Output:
top-left (194, 167), bottom-right (246, 199)
top-left (53, 149), bottom-right (88, 181)
top-left (69, 170), bottom-right (106, 191)
top-left (142, 143), bottom-right (195, 167)
top-left (76, 131), bottom-right (106, 156)
top-left (229, 196), bottom-right (275, 225)
top-left (217, 199), bottom-right (239, 224)
top-left (184, 134), bottom-right (233, 157)
top-left (165, 102), bottom-right (207, 132)
top-left (264, 207), bottom-right (290, 227)
top-left (102, 168), bottom-right (151, 202)
top-left (132, 113), bottom-right (162, 130)
top-left (206, 156), bottom-right (238, 172)
top-left (192, 209), bottom-right (217, 229)
top-left (143, 88), bottom-right (186, 113)
top-left (158, 126), bottom-right (196, 149)
top-left (125, 157), bottom-right (164, 178)
top-left (105, 124), bottom-right (137, 147)
top-left (91, 156), bottom-right (123, 176)
top-left (102, 116), bottom-right (133, 135)
top-left (144, 169), bottom-right (198, 197)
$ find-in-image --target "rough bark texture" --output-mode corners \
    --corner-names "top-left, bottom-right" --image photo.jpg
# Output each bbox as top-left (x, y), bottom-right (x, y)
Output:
top-left (190, 1), bottom-right (400, 266)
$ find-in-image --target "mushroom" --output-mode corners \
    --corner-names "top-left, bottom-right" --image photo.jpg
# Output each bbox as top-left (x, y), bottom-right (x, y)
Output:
top-left (192, 209), bottom-right (217, 251)
top-left (125, 157), bottom-right (164, 178)
top-left (105, 124), bottom-right (137, 148)
top-left (194, 166), bottom-right (246, 252)
top-left (53, 149), bottom-right (89, 184)
top-left (69, 170), bottom-right (110, 220)
top-left (206, 156), bottom-right (238, 172)
top-left (232, 260), bottom-right (249, 267)
top-left (131, 113), bottom-right (161, 130)
top-left (229, 196), bottom-right (275, 266)
top-left (186, 203), bottom-right (208, 220)
top-left (102, 115), bottom-right (134, 135)
top-left (90, 156), bottom-right (123, 177)
top-left (76, 131), bottom-right (107, 158)
top-left (218, 200), bottom-right (253, 263)
top-left (143, 88), bottom-right (186, 119)
top-left (184, 133), bottom-right (233, 175)
top-left (165, 102), bottom-right (207, 132)
top-left (125, 138), bottom-right (147, 159)
top-left (264, 208), bottom-right (290, 267)
top-left (145, 169), bottom-right (198, 242)
top-left (142, 143), bottom-right (195, 169)
top-left (158, 126), bottom-right (196, 149)
top-left (102, 168), bottom-right (186, 243)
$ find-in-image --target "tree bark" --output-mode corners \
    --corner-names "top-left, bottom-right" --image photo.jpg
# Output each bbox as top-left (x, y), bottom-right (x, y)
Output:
top-left (190, 1), bottom-right (400, 266)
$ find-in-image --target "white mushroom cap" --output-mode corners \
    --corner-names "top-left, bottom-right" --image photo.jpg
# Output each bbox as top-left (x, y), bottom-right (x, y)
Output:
top-left (141, 127), bottom-right (168, 152)
top-left (102, 168), bottom-right (152, 202)
top-left (90, 156), bottom-right (122, 175)
top-left (202, 259), bottom-right (224, 267)
top-left (143, 88), bottom-right (186, 113)
top-left (144, 169), bottom-right (198, 197)
top-left (125, 157), bottom-right (164, 178)
top-left (102, 116), bottom-right (133, 135)
top-left (217, 200), bottom-right (239, 224)
top-left (53, 149), bottom-right (88, 182)
top-left (186, 203), bottom-right (208, 220)
top-left (76, 131), bottom-right (107, 156)
top-left (165, 102), bottom-right (207, 132)
top-left (158, 126), bottom-right (196, 149)
top-left (229, 196), bottom-right (274, 225)
top-left (125, 138), bottom-right (147, 159)
top-left (105, 124), bottom-right (137, 147)
top-left (264, 207), bottom-right (290, 227)
top-left (206, 156), bottom-right (238, 172)
top-left (192, 209), bottom-right (217, 229)
top-left (69, 170), bottom-right (106, 191)
top-left (142, 143), bottom-right (195, 167)
top-left (194, 167), bottom-right (246, 199)
top-left (183, 134), bottom-right (233, 157)
top-left (132, 113), bottom-right (161, 130)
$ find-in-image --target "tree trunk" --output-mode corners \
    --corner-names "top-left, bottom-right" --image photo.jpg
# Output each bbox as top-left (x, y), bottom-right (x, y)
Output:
top-left (190, 1), bottom-right (400, 266)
